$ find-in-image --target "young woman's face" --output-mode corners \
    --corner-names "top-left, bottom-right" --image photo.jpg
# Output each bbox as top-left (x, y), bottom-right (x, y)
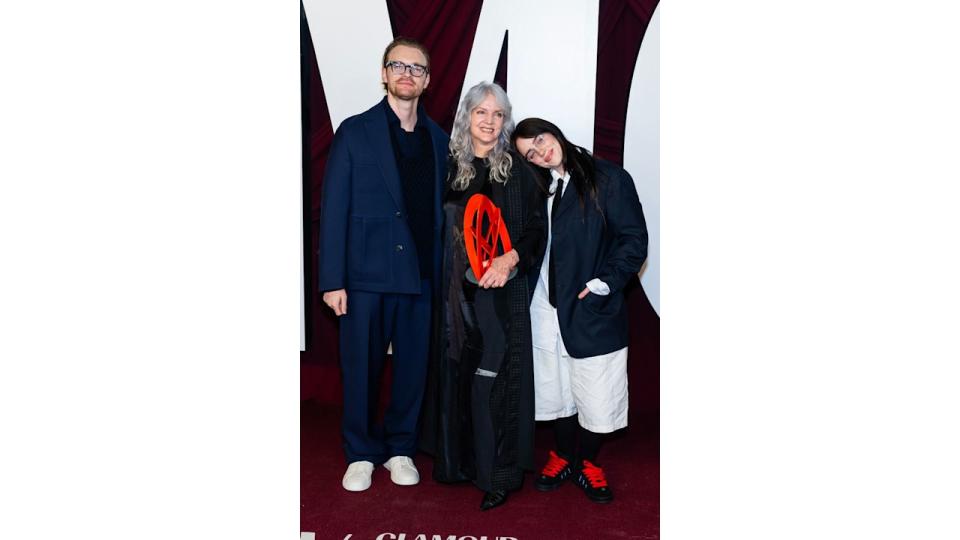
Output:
top-left (515, 132), bottom-right (564, 172)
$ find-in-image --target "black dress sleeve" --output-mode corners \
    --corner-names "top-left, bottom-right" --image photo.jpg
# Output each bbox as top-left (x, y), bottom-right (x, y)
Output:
top-left (511, 158), bottom-right (547, 275)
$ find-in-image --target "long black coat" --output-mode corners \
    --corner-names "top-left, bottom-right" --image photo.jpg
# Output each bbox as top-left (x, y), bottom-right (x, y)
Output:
top-left (419, 154), bottom-right (546, 490)
top-left (530, 158), bottom-right (648, 358)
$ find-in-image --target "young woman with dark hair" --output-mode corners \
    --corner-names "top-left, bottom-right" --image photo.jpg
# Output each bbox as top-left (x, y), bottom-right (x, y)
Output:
top-left (511, 117), bottom-right (649, 504)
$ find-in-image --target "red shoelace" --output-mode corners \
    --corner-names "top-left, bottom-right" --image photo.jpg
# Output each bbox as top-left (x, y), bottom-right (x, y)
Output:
top-left (581, 460), bottom-right (608, 488)
top-left (541, 450), bottom-right (570, 477)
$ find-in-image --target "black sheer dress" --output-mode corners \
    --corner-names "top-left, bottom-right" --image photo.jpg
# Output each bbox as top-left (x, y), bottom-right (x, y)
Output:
top-left (420, 153), bottom-right (546, 493)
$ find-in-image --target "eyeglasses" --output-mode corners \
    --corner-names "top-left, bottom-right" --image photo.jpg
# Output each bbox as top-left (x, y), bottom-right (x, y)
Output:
top-left (523, 134), bottom-right (548, 161)
top-left (384, 61), bottom-right (428, 77)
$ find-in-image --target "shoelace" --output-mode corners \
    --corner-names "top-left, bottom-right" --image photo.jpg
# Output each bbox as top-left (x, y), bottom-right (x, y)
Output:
top-left (581, 460), bottom-right (608, 488)
top-left (541, 451), bottom-right (570, 477)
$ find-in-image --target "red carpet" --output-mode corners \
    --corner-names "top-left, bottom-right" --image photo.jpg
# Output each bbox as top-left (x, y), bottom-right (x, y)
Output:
top-left (301, 401), bottom-right (659, 540)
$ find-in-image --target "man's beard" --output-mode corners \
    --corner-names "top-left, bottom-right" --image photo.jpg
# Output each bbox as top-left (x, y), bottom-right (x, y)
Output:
top-left (389, 80), bottom-right (422, 101)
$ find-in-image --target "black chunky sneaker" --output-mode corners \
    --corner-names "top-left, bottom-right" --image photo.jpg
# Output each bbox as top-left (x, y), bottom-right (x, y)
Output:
top-left (574, 459), bottom-right (613, 503)
top-left (535, 450), bottom-right (573, 491)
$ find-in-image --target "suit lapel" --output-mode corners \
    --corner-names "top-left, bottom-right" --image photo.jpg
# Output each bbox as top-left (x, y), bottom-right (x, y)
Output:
top-left (430, 126), bottom-right (446, 230)
top-left (363, 110), bottom-right (405, 213)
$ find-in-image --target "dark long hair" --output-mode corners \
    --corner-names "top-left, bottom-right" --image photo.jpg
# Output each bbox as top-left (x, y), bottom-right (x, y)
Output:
top-left (511, 118), bottom-right (599, 212)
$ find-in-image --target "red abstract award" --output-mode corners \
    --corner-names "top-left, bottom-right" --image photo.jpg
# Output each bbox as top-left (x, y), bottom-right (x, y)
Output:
top-left (463, 193), bottom-right (517, 284)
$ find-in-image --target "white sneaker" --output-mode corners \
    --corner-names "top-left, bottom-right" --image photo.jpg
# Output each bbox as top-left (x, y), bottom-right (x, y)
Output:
top-left (342, 461), bottom-right (374, 492)
top-left (383, 456), bottom-right (420, 486)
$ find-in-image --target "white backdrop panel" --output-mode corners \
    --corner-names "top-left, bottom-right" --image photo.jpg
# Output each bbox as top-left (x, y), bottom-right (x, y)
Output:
top-left (625, 5), bottom-right (660, 315)
top-left (301, 1), bottom-right (393, 131)
top-left (460, 0), bottom-right (599, 150)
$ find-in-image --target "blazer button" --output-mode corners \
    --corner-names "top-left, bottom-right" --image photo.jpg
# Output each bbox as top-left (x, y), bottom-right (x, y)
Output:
top-left (395, 211), bottom-right (402, 218)
top-left (395, 244), bottom-right (404, 252)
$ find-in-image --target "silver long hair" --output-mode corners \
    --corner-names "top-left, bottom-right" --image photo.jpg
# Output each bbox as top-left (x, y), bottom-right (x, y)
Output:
top-left (449, 81), bottom-right (515, 191)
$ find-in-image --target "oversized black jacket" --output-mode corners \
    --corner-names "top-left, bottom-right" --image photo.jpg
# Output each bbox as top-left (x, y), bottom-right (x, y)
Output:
top-left (529, 158), bottom-right (649, 358)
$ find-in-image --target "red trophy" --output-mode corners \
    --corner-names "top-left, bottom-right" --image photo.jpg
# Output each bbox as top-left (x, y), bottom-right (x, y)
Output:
top-left (463, 193), bottom-right (518, 284)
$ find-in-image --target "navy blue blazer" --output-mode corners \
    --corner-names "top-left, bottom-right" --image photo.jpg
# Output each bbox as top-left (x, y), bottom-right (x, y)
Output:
top-left (318, 98), bottom-right (450, 295)
top-left (529, 158), bottom-right (649, 358)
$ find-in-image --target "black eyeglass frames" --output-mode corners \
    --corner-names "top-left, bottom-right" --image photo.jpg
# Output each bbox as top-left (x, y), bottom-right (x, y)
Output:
top-left (384, 61), bottom-right (428, 77)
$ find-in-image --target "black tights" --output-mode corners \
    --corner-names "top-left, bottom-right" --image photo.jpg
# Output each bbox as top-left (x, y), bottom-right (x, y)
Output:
top-left (554, 414), bottom-right (603, 465)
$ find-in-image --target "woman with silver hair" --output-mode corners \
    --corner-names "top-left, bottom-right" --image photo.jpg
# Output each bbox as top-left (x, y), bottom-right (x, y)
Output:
top-left (419, 81), bottom-right (546, 510)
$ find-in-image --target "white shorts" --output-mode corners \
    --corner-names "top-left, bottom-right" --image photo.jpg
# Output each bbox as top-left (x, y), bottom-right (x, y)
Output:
top-left (531, 302), bottom-right (629, 434)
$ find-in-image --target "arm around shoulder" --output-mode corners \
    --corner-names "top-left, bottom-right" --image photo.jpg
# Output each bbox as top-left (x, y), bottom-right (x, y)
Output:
top-left (512, 159), bottom-right (547, 274)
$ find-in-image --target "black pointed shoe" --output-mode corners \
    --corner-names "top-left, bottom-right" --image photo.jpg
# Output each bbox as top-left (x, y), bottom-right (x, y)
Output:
top-left (574, 459), bottom-right (614, 503)
top-left (480, 490), bottom-right (508, 511)
top-left (535, 450), bottom-right (573, 491)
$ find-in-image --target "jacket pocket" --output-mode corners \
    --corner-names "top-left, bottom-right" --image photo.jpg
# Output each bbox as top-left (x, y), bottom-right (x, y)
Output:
top-left (349, 216), bottom-right (390, 283)
top-left (580, 291), bottom-right (621, 317)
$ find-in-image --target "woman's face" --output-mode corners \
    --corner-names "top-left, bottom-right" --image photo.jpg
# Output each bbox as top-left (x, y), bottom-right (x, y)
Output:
top-left (515, 132), bottom-right (564, 172)
top-left (469, 93), bottom-right (505, 155)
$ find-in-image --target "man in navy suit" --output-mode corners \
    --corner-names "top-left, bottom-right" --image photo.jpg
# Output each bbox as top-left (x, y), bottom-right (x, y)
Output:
top-left (318, 37), bottom-right (449, 492)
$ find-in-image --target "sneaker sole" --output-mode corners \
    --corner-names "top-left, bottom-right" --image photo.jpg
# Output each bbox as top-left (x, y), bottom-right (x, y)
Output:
top-left (342, 481), bottom-right (371, 492)
top-left (388, 476), bottom-right (420, 486)
top-left (383, 464), bottom-right (420, 486)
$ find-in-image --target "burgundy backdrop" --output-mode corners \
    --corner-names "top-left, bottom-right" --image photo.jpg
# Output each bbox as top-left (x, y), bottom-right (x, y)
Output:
top-left (300, 0), bottom-right (660, 418)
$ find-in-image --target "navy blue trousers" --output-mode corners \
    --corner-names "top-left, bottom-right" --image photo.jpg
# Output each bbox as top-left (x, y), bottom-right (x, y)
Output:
top-left (339, 281), bottom-right (431, 464)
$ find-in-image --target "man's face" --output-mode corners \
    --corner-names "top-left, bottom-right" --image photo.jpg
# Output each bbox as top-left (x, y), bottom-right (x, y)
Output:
top-left (469, 93), bottom-right (505, 150)
top-left (381, 45), bottom-right (430, 101)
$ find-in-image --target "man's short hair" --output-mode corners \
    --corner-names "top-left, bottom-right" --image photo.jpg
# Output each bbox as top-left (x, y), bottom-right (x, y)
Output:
top-left (381, 37), bottom-right (431, 71)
